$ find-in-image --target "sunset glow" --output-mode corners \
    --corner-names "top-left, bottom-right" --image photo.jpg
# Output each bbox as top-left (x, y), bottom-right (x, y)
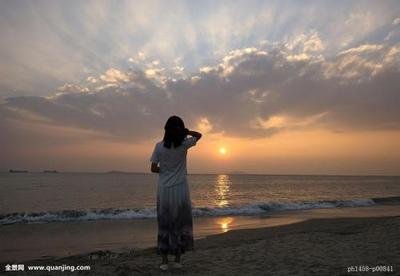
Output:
top-left (0, 1), bottom-right (399, 175)
top-left (1, 3), bottom-right (400, 274)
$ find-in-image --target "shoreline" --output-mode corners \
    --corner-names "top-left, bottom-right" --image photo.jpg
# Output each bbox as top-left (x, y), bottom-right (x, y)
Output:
top-left (2, 205), bottom-right (400, 263)
top-left (1, 206), bottom-right (400, 275)
top-left (4, 215), bottom-right (399, 275)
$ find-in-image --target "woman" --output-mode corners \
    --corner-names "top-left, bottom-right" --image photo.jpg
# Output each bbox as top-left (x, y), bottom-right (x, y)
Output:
top-left (150, 115), bottom-right (202, 271)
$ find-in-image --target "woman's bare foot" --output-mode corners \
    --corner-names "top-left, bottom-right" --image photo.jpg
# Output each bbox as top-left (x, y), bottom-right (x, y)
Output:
top-left (172, 253), bottom-right (182, 268)
top-left (159, 264), bottom-right (168, 271)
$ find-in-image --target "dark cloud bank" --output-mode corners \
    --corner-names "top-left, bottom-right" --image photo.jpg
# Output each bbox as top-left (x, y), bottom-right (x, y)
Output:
top-left (1, 36), bottom-right (400, 146)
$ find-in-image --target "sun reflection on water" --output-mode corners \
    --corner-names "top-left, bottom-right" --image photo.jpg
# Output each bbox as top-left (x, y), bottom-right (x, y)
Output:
top-left (215, 174), bottom-right (231, 207)
top-left (217, 217), bottom-right (234, 233)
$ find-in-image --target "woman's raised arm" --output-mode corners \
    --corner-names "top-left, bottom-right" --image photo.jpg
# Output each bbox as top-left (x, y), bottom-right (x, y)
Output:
top-left (186, 129), bottom-right (202, 141)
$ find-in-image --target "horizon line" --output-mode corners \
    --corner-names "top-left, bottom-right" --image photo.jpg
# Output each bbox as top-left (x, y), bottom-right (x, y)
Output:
top-left (1, 170), bottom-right (399, 177)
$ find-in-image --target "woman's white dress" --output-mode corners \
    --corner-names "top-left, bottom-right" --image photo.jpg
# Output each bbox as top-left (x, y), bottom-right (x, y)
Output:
top-left (150, 136), bottom-right (197, 254)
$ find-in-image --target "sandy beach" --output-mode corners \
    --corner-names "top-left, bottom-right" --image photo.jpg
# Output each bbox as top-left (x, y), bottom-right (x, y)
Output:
top-left (1, 206), bottom-right (399, 275)
top-left (2, 0), bottom-right (400, 273)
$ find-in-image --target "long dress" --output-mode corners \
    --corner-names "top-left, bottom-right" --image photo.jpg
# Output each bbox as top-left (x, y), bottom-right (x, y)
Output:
top-left (150, 136), bottom-right (198, 255)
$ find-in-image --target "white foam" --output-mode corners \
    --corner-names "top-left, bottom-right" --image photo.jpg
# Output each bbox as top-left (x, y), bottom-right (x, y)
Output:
top-left (0, 198), bottom-right (377, 225)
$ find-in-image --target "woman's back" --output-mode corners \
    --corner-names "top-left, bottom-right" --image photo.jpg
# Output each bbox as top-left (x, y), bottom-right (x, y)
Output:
top-left (151, 136), bottom-right (197, 188)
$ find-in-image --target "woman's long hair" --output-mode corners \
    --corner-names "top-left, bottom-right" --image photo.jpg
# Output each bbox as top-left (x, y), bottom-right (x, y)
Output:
top-left (163, 116), bottom-right (186, 148)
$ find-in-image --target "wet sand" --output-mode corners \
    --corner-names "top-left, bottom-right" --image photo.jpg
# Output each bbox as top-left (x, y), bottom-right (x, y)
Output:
top-left (1, 205), bottom-right (400, 263)
top-left (1, 206), bottom-right (400, 275)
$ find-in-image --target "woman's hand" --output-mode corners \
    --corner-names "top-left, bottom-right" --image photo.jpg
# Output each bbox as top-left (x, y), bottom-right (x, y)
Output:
top-left (151, 162), bottom-right (160, 173)
top-left (186, 129), bottom-right (202, 141)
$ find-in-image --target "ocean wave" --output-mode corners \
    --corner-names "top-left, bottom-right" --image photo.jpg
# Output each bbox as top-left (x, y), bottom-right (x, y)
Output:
top-left (1, 197), bottom-right (397, 225)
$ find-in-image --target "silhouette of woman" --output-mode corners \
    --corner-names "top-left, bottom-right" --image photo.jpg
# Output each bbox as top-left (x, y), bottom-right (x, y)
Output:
top-left (150, 115), bottom-right (202, 271)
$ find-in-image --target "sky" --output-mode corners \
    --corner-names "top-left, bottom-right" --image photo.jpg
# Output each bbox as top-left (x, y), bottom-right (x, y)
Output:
top-left (1, 0), bottom-right (400, 175)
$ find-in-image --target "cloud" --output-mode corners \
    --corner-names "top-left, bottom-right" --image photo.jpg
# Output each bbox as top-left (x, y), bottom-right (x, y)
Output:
top-left (100, 69), bottom-right (130, 83)
top-left (285, 31), bottom-right (325, 54)
top-left (1, 1), bottom-right (400, 153)
top-left (197, 117), bottom-right (213, 134)
top-left (1, 28), bottom-right (399, 144)
top-left (2, 0), bottom-right (399, 98)
top-left (56, 83), bottom-right (89, 95)
top-left (1, 1), bottom-right (400, 173)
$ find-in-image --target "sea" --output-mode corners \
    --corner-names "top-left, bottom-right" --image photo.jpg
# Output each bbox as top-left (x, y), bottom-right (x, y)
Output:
top-left (1, 172), bottom-right (400, 225)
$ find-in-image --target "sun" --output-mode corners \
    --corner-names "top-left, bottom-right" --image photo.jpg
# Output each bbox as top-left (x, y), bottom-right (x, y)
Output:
top-left (218, 147), bottom-right (227, 155)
